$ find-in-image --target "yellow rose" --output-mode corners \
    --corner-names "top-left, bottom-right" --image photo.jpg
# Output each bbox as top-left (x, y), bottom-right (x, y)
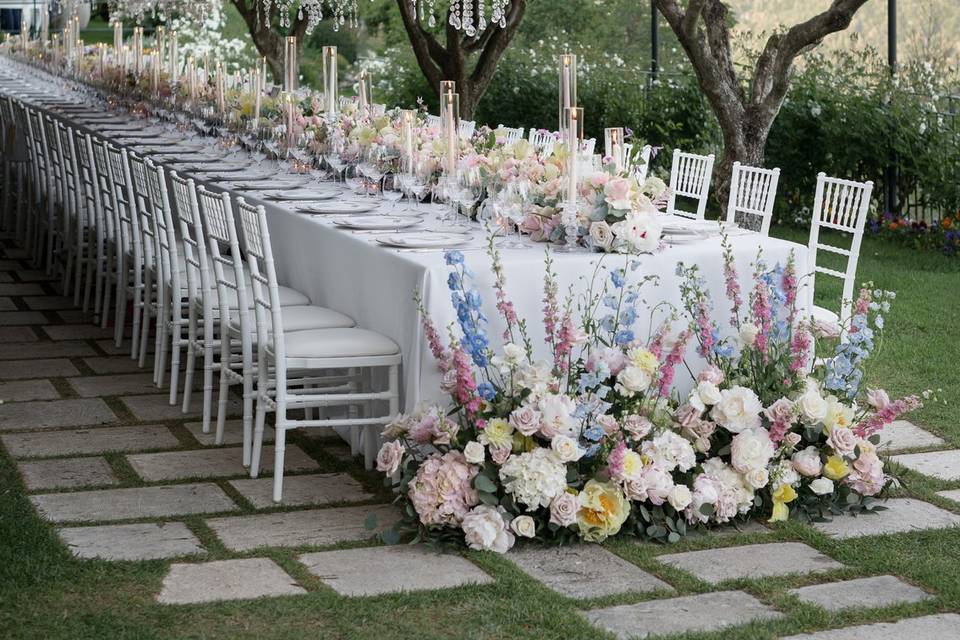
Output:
top-left (768, 483), bottom-right (798, 523)
top-left (479, 418), bottom-right (514, 450)
top-left (576, 480), bottom-right (630, 542)
top-left (543, 163), bottom-right (560, 181)
top-left (822, 397), bottom-right (855, 433)
top-left (823, 455), bottom-right (850, 480)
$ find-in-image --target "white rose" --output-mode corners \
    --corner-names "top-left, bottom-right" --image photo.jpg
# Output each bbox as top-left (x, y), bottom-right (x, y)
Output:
top-left (502, 342), bottom-right (525, 363)
top-left (797, 387), bottom-right (828, 424)
top-left (616, 365), bottom-right (653, 396)
top-left (739, 323), bottom-right (760, 347)
top-left (791, 446), bottom-right (823, 477)
top-left (510, 515), bottom-right (536, 538)
top-left (730, 427), bottom-right (775, 474)
top-left (463, 441), bottom-right (486, 465)
top-left (697, 381), bottom-right (722, 406)
top-left (745, 467), bottom-right (769, 489)
top-left (537, 393), bottom-right (578, 439)
top-left (687, 389), bottom-right (706, 413)
top-left (551, 435), bottom-right (584, 462)
top-left (809, 477), bottom-right (835, 495)
top-left (710, 385), bottom-right (764, 433)
top-left (828, 426), bottom-right (858, 457)
top-left (667, 484), bottom-right (692, 511)
top-left (375, 440), bottom-right (404, 475)
top-left (589, 221), bottom-right (614, 249)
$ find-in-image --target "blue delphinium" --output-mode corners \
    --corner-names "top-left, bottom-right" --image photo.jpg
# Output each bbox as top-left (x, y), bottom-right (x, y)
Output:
top-left (444, 251), bottom-right (490, 368)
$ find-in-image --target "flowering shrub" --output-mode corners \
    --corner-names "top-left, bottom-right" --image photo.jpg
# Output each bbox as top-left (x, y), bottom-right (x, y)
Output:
top-left (868, 212), bottom-right (960, 257)
top-left (376, 234), bottom-right (925, 551)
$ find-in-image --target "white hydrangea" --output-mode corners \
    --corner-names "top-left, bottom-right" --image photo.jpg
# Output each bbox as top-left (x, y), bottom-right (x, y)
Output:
top-left (499, 448), bottom-right (568, 510)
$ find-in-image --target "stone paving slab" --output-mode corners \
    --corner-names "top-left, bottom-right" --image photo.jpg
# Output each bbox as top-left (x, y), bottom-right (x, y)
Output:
top-left (122, 393), bottom-right (241, 421)
top-left (22, 295), bottom-right (77, 310)
top-left (877, 420), bottom-right (945, 452)
top-left (936, 489), bottom-right (960, 504)
top-left (0, 397), bottom-right (117, 430)
top-left (1, 424), bottom-right (179, 458)
top-left (207, 504), bottom-right (398, 551)
top-left (126, 445), bottom-right (318, 482)
top-left (0, 379), bottom-right (61, 402)
top-left (18, 456), bottom-right (118, 490)
top-left (31, 483), bottom-right (239, 523)
top-left (0, 311), bottom-right (48, 325)
top-left (0, 297), bottom-right (15, 310)
top-left (583, 590), bottom-right (783, 640)
top-left (157, 558), bottom-right (305, 605)
top-left (68, 373), bottom-right (166, 398)
top-left (780, 613), bottom-right (960, 640)
top-left (0, 327), bottom-right (38, 342)
top-left (657, 542), bottom-right (843, 584)
top-left (891, 449), bottom-right (960, 481)
top-left (229, 473), bottom-right (373, 509)
top-left (508, 545), bottom-right (673, 599)
top-left (787, 575), bottom-right (932, 611)
top-left (0, 272), bottom-right (10, 282)
top-left (55, 310), bottom-right (97, 324)
top-left (83, 356), bottom-right (156, 374)
top-left (299, 545), bottom-right (493, 596)
top-left (0, 283), bottom-right (44, 296)
top-left (0, 340), bottom-right (97, 360)
top-left (15, 269), bottom-right (58, 282)
top-left (184, 419), bottom-right (274, 446)
top-left (42, 324), bottom-right (120, 341)
top-left (0, 248), bottom-right (30, 259)
top-left (0, 358), bottom-right (80, 379)
top-left (688, 519), bottom-right (771, 538)
top-left (0, 259), bottom-right (21, 269)
top-left (59, 522), bottom-right (205, 561)
top-left (94, 339), bottom-right (131, 355)
top-left (811, 498), bottom-right (960, 539)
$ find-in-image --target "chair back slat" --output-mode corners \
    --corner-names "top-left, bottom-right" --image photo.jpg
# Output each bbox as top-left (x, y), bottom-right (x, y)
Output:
top-left (197, 186), bottom-right (249, 339)
top-left (495, 125), bottom-right (524, 144)
top-left (169, 171), bottom-right (208, 311)
top-left (237, 196), bottom-right (286, 368)
top-left (527, 129), bottom-right (556, 156)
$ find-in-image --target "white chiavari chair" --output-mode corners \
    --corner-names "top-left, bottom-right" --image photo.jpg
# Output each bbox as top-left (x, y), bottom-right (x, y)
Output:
top-left (459, 119), bottom-right (476, 139)
top-left (1, 97), bottom-right (29, 240)
top-left (105, 143), bottom-right (142, 353)
top-left (495, 125), bottom-right (524, 143)
top-left (528, 129), bottom-right (556, 156)
top-left (41, 115), bottom-right (65, 274)
top-left (628, 144), bottom-right (654, 184)
top-left (425, 114), bottom-right (441, 129)
top-left (238, 199), bottom-right (401, 502)
top-left (24, 108), bottom-right (49, 264)
top-left (666, 149), bottom-right (715, 220)
top-left (725, 162), bottom-right (780, 237)
top-left (808, 173), bottom-right (873, 324)
top-left (128, 152), bottom-right (166, 368)
top-left (72, 128), bottom-right (100, 316)
top-left (581, 137), bottom-right (596, 156)
top-left (90, 137), bottom-right (121, 331)
top-left (12, 100), bottom-right (37, 247)
top-left (55, 121), bottom-right (85, 304)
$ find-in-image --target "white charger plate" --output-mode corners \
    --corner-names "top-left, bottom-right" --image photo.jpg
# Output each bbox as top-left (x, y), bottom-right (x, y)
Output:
top-left (303, 201), bottom-right (379, 215)
top-left (334, 215), bottom-right (423, 230)
top-left (376, 232), bottom-right (471, 249)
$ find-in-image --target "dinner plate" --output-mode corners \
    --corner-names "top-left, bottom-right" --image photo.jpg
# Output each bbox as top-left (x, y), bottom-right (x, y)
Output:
top-left (334, 215), bottom-right (423, 230)
top-left (263, 189), bottom-right (340, 201)
top-left (376, 232), bottom-right (471, 249)
top-left (301, 201), bottom-right (379, 215)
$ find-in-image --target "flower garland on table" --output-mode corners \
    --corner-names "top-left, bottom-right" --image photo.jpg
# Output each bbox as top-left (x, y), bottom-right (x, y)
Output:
top-left (375, 233), bottom-right (926, 552)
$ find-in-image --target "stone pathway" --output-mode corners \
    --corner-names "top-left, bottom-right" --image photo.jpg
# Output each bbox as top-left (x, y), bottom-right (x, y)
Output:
top-left (1, 242), bottom-right (959, 636)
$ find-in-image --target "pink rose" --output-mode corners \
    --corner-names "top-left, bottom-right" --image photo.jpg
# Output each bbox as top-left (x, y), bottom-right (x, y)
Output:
top-left (490, 445), bottom-right (512, 465)
top-left (622, 414), bottom-right (652, 439)
top-left (828, 427), bottom-right (858, 457)
top-left (549, 492), bottom-right (578, 527)
top-left (764, 398), bottom-right (795, 425)
top-left (508, 405), bottom-right (541, 437)
top-left (588, 171), bottom-right (610, 188)
top-left (784, 432), bottom-right (802, 448)
top-left (376, 440), bottom-right (404, 475)
top-left (675, 403), bottom-right (703, 429)
top-left (847, 453), bottom-right (885, 496)
top-left (697, 365), bottom-right (724, 385)
top-left (604, 177), bottom-right (632, 206)
top-left (596, 414), bottom-right (619, 436)
top-left (791, 446), bottom-right (822, 477)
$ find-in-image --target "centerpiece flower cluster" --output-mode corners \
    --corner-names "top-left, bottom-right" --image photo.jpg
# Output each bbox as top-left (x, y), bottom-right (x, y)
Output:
top-left (375, 234), bottom-right (924, 552)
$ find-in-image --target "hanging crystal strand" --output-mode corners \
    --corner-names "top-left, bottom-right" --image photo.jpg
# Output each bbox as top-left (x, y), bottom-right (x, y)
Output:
top-left (476, 0), bottom-right (487, 33)
top-left (462, 0), bottom-right (474, 36)
top-left (449, 0), bottom-right (460, 29)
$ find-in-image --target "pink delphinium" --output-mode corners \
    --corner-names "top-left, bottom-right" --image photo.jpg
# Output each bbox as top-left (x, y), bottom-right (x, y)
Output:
top-left (788, 329), bottom-right (812, 374)
top-left (721, 237), bottom-right (742, 326)
top-left (854, 395), bottom-right (923, 438)
top-left (749, 272), bottom-right (773, 362)
top-left (553, 314), bottom-right (584, 373)
top-left (694, 302), bottom-right (714, 358)
top-left (658, 329), bottom-right (692, 397)
top-left (647, 321), bottom-right (669, 360)
top-left (450, 346), bottom-right (481, 415)
top-left (782, 254), bottom-right (799, 326)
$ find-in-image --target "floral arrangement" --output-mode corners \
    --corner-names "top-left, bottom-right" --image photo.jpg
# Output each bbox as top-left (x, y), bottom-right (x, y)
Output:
top-left (375, 234), bottom-right (924, 552)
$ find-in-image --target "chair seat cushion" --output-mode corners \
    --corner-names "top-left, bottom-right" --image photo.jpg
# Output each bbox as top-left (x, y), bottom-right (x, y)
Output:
top-left (229, 305), bottom-right (354, 333)
top-left (811, 305), bottom-right (840, 325)
top-left (192, 285), bottom-right (309, 309)
top-left (282, 328), bottom-right (400, 359)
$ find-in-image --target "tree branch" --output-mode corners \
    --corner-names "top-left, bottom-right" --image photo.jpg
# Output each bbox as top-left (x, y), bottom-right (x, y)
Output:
top-left (394, 0), bottom-right (442, 89)
top-left (468, 0), bottom-right (526, 94)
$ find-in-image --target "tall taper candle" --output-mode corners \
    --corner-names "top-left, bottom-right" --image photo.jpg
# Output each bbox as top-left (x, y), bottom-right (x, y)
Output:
top-left (322, 46), bottom-right (337, 116)
top-left (284, 36), bottom-right (297, 93)
top-left (558, 53), bottom-right (577, 132)
top-left (168, 31), bottom-right (178, 83)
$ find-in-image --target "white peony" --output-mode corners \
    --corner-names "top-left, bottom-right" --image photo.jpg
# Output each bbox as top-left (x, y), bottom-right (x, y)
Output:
top-left (792, 446), bottom-right (823, 477)
top-left (616, 365), bottom-right (653, 396)
top-left (510, 514), bottom-right (537, 538)
top-left (738, 323), bottom-right (760, 347)
top-left (537, 393), bottom-right (578, 439)
top-left (609, 208), bottom-right (663, 253)
top-left (710, 386), bottom-right (764, 433)
top-left (642, 430), bottom-right (696, 472)
top-left (809, 477), bottom-right (835, 495)
top-left (463, 441), bottom-right (486, 465)
top-left (499, 448), bottom-right (569, 509)
top-left (461, 505), bottom-right (515, 553)
top-left (730, 427), bottom-right (775, 474)
top-left (551, 435), bottom-right (584, 462)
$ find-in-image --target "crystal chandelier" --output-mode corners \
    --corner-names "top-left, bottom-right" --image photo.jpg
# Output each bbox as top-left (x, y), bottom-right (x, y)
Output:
top-left (108, 0), bottom-right (218, 23)
top-left (262, 0), bottom-right (512, 35)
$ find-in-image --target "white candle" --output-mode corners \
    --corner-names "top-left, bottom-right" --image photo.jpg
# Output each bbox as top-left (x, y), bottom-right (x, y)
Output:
top-left (113, 20), bottom-right (121, 51)
top-left (444, 92), bottom-right (458, 176)
top-left (605, 127), bottom-right (624, 173)
top-left (252, 67), bottom-right (261, 127)
top-left (322, 46), bottom-right (337, 117)
top-left (566, 108), bottom-right (580, 213)
top-left (358, 68), bottom-right (369, 112)
top-left (216, 61), bottom-right (225, 115)
top-left (558, 53), bottom-right (577, 132)
top-left (401, 109), bottom-right (415, 172)
top-left (168, 32), bottom-right (178, 83)
top-left (41, 3), bottom-right (49, 43)
top-left (284, 37), bottom-right (297, 93)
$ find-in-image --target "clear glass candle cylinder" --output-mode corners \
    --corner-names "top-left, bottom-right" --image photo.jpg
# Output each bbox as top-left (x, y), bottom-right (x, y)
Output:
top-left (558, 53), bottom-right (577, 132)
top-left (443, 92), bottom-right (460, 177)
top-left (322, 46), bottom-right (338, 116)
top-left (284, 36), bottom-right (297, 93)
top-left (604, 127), bottom-right (625, 173)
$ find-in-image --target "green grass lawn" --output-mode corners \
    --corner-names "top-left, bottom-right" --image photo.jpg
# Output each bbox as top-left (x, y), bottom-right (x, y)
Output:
top-left (1, 235), bottom-right (958, 640)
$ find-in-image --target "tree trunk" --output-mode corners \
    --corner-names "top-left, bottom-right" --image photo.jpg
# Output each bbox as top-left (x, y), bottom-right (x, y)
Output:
top-left (231, 0), bottom-right (309, 85)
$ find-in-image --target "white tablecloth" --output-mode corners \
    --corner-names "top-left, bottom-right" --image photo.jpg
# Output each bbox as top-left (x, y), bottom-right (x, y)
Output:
top-left (0, 58), bottom-right (810, 410)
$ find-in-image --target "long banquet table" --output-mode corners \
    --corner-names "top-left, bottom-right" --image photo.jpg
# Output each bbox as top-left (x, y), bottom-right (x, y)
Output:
top-left (0, 57), bottom-right (810, 411)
